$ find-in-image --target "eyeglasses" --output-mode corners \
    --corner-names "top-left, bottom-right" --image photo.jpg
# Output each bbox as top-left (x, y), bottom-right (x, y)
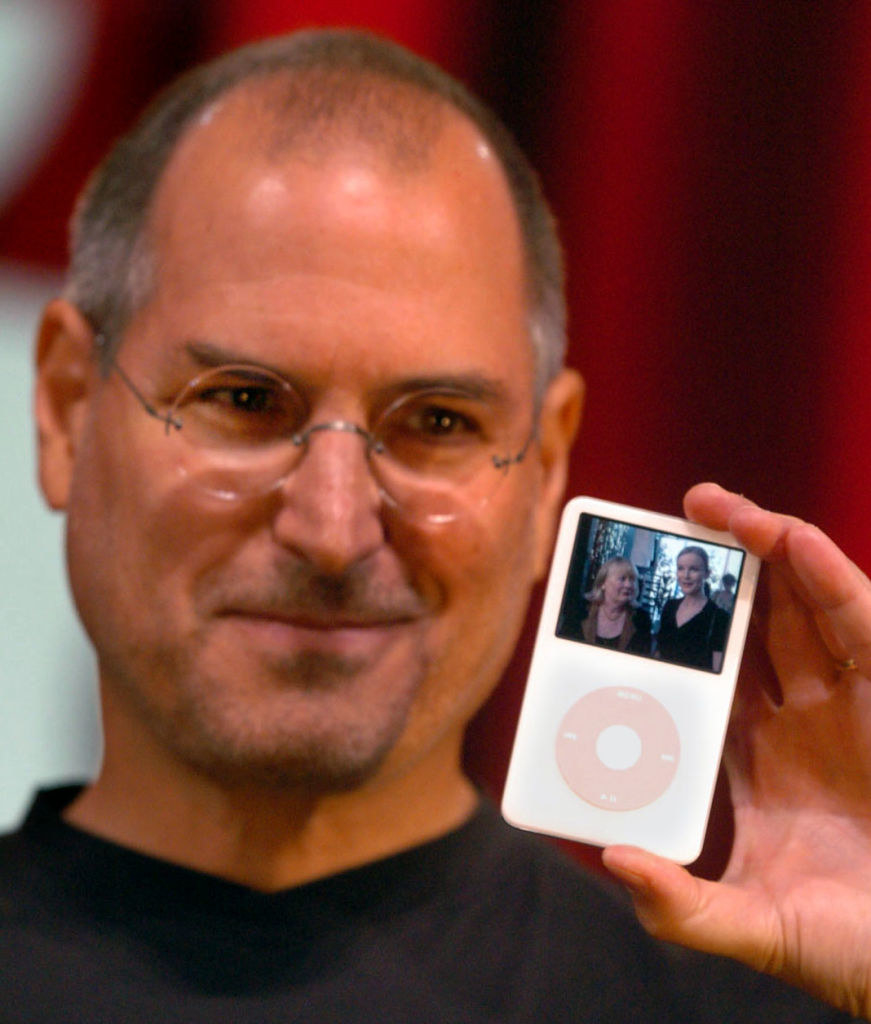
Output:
top-left (106, 356), bottom-right (535, 524)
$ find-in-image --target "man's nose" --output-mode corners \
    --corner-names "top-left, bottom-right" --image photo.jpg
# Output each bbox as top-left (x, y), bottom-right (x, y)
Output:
top-left (270, 428), bottom-right (386, 574)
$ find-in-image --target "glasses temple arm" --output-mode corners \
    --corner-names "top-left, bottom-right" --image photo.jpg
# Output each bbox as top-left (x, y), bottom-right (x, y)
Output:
top-left (96, 336), bottom-right (182, 433)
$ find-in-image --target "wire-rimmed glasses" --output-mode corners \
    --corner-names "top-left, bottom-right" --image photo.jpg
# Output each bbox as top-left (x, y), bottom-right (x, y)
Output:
top-left (106, 356), bottom-right (535, 524)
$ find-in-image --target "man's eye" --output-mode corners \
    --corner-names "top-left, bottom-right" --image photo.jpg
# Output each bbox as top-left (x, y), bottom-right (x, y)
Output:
top-left (377, 395), bottom-right (490, 468)
top-left (198, 384), bottom-right (276, 413)
top-left (173, 367), bottom-right (308, 445)
top-left (392, 403), bottom-right (487, 450)
top-left (416, 406), bottom-right (476, 437)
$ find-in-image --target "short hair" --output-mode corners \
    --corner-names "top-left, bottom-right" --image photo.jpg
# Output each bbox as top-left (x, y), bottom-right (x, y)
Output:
top-left (588, 556), bottom-right (638, 604)
top-left (65, 28), bottom-right (567, 393)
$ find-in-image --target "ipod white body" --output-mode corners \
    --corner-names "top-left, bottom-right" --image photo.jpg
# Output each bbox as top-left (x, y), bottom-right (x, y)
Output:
top-left (502, 496), bottom-right (760, 864)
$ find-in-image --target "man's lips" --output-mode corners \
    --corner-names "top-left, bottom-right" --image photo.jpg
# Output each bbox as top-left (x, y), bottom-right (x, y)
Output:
top-left (201, 562), bottom-right (433, 655)
top-left (215, 607), bottom-right (422, 657)
top-left (219, 604), bottom-right (421, 628)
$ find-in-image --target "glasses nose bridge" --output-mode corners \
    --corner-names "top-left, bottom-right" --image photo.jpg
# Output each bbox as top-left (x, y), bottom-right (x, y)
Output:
top-left (292, 419), bottom-right (384, 460)
top-left (285, 418), bottom-right (388, 497)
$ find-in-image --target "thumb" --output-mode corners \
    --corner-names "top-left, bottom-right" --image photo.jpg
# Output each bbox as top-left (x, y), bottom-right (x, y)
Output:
top-left (601, 845), bottom-right (781, 972)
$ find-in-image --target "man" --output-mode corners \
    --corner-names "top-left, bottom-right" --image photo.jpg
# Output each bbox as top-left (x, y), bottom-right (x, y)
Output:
top-left (6, 27), bottom-right (871, 1021)
top-left (712, 573), bottom-right (736, 612)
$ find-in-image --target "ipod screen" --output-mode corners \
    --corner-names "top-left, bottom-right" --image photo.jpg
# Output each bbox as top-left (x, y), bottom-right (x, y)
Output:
top-left (555, 513), bottom-right (746, 674)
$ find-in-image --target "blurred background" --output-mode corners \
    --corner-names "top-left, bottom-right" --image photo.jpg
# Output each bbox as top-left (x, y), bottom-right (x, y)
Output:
top-left (3, 0), bottom-right (870, 875)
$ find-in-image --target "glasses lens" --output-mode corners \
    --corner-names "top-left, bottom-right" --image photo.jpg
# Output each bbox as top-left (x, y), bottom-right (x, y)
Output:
top-left (170, 364), bottom-right (307, 448)
top-left (168, 364), bottom-right (308, 497)
top-left (368, 390), bottom-right (530, 522)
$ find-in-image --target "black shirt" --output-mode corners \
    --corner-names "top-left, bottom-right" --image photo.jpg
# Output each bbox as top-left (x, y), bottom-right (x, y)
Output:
top-left (0, 787), bottom-right (856, 1023)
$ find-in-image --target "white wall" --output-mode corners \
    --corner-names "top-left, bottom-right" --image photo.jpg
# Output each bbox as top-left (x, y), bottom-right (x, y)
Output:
top-left (0, 270), bottom-right (101, 831)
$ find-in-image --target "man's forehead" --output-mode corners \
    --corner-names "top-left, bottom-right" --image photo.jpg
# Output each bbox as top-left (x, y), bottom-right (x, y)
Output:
top-left (140, 88), bottom-right (527, 314)
top-left (128, 76), bottom-right (535, 398)
top-left (149, 77), bottom-right (521, 241)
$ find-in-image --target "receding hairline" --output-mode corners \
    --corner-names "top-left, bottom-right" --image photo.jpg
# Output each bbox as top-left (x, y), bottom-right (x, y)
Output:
top-left (66, 28), bottom-right (567, 388)
top-left (217, 64), bottom-right (451, 170)
top-left (137, 71), bottom-right (530, 323)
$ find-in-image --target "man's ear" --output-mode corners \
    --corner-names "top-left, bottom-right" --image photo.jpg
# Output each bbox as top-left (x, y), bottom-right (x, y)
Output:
top-left (34, 300), bottom-right (99, 510)
top-left (532, 367), bottom-right (584, 580)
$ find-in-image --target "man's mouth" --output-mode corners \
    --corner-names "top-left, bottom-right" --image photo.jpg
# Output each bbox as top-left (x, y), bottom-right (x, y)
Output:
top-left (216, 607), bottom-right (422, 661)
top-left (224, 606), bottom-right (416, 628)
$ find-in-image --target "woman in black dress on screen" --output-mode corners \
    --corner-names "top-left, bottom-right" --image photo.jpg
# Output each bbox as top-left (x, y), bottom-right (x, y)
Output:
top-left (655, 546), bottom-right (729, 671)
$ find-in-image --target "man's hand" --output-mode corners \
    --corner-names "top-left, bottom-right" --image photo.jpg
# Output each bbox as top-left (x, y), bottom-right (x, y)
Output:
top-left (602, 482), bottom-right (871, 1020)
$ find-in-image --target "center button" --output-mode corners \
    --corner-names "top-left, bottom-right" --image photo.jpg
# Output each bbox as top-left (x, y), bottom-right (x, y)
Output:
top-left (595, 724), bottom-right (642, 771)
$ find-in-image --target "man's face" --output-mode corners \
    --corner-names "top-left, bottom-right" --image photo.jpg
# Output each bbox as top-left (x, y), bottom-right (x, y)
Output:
top-left (45, 93), bottom-right (578, 793)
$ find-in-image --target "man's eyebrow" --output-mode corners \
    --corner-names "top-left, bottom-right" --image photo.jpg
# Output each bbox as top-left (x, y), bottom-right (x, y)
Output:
top-left (373, 375), bottom-right (514, 407)
top-left (183, 340), bottom-right (284, 375)
top-left (183, 341), bottom-right (515, 405)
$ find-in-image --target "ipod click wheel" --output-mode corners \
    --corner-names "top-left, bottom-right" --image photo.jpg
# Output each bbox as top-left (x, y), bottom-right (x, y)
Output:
top-left (555, 687), bottom-right (679, 811)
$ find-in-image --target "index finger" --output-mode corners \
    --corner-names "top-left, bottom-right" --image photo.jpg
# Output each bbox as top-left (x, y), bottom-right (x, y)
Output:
top-left (686, 482), bottom-right (871, 667)
top-left (684, 482), bottom-right (801, 563)
top-left (783, 521), bottom-right (871, 665)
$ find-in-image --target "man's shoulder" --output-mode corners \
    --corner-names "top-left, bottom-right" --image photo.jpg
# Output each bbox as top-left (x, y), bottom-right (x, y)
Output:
top-left (0, 786), bottom-right (83, 917)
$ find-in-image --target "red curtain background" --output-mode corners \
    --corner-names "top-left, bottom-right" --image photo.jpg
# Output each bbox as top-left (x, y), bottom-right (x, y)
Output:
top-left (5, 0), bottom-right (870, 875)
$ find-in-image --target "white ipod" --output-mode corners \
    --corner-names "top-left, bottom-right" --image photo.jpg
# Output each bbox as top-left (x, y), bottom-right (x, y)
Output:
top-left (502, 496), bottom-right (760, 864)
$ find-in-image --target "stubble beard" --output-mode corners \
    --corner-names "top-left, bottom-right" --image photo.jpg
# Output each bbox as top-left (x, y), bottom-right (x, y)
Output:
top-left (115, 636), bottom-right (431, 796)
top-left (102, 551), bottom-right (436, 795)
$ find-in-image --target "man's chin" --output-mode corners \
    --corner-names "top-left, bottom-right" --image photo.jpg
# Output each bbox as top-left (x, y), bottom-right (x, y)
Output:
top-left (180, 742), bottom-right (393, 795)
top-left (155, 667), bottom-right (422, 795)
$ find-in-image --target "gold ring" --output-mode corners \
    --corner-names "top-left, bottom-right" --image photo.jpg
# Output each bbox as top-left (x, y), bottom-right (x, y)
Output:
top-left (836, 658), bottom-right (859, 672)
